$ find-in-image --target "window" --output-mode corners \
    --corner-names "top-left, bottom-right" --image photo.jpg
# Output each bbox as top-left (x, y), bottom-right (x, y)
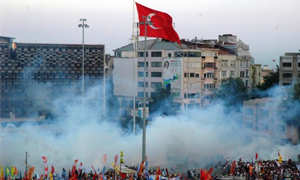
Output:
top-left (175, 51), bottom-right (183, 57)
top-left (188, 93), bottom-right (199, 98)
top-left (283, 73), bottom-right (292, 78)
top-left (151, 62), bottom-right (162, 67)
top-left (168, 53), bottom-right (171, 58)
top-left (151, 72), bottom-right (162, 77)
top-left (184, 73), bottom-right (187, 77)
top-left (220, 60), bottom-right (228, 67)
top-left (204, 62), bottom-right (214, 68)
top-left (221, 71), bottom-right (227, 77)
top-left (138, 52), bottom-right (148, 57)
top-left (240, 71), bottom-right (245, 77)
top-left (204, 84), bottom-right (214, 89)
top-left (282, 62), bottom-right (292, 67)
top-left (204, 72), bottom-right (214, 78)
top-left (230, 61), bottom-right (236, 67)
top-left (138, 72), bottom-right (148, 77)
top-left (151, 51), bottom-right (162, 57)
top-left (188, 52), bottom-right (201, 57)
top-left (196, 73), bottom-right (200, 78)
top-left (138, 82), bottom-right (148, 87)
top-left (298, 62), bottom-right (300, 67)
top-left (230, 71), bottom-right (235, 77)
top-left (151, 82), bottom-right (161, 88)
top-left (138, 62), bottom-right (148, 67)
top-left (138, 92), bottom-right (148, 97)
top-left (190, 73), bottom-right (195, 77)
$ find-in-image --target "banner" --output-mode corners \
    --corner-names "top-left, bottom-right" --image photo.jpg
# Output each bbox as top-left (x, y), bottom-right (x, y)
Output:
top-left (163, 58), bottom-right (182, 97)
top-left (42, 156), bottom-right (48, 178)
top-left (27, 167), bottom-right (35, 180)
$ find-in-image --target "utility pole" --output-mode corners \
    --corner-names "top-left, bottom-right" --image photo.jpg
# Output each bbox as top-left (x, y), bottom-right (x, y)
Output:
top-left (78, 19), bottom-right (89, 111)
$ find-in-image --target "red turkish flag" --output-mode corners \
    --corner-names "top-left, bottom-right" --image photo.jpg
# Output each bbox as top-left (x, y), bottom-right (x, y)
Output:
top-left (136, 3), bottom-right (181, 45)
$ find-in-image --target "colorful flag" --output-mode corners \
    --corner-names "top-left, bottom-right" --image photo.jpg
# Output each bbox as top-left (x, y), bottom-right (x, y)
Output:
top-left (51, 165), bottom-right (55, 174)
top-left (136, 3), bottom-right (181, 45)
top-left (166, 168), bottom-right (170, 180)
top-left (42, 156), bottom-right (48, 178)
top-left (114, 155), bottom-right (118, 165)
top-left (14, 166), bottom-right (18, 176)
top-left (230, 161), bottom-right (236, 175)
top-left (49, 172), bottom-right (53, 180)
top-left (255, 152), bottom-right (258, 160)
top-left (11, 166), bottom-right (15, 178)
top-left (27, 167), bottom-right (35, 180)
top-left (5, 167), bottom-right (10, 177)
top-left (278, 155), bottom-right (283, 163)
top-left (137, 161), bottom-right (145, 177)
top-left (71, 159), bottom-right (79, 176)
top-left (61, 168), bottom-right (67, 179)
top-left (154, 166), bottom-right (161, 180)
top-left (0, 165), bottom-right (3, 180)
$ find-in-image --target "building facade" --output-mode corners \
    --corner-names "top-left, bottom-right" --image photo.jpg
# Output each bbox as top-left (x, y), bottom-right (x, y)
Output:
top-left (243, 98), bottom-right (299, 144)
top-left (279, 52), bottom-right (300, 86)
top-left (113, 36), bottom-right (253, 117)
top-left (0, 36), bottom-right (105, 120)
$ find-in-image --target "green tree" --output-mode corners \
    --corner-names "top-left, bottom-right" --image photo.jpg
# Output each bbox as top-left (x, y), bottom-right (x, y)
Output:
top-left (149, 84), bottom-right (176, 116)
top-left (257, 65), bottom-right (279, 91)
top-left (216, 77), bottom-right (248, 111)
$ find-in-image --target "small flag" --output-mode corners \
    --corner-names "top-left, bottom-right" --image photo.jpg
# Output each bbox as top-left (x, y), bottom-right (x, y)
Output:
top-left (114, 155), bottom-right (118, 165)
top-left (255, 152), bottom-right (258, 160)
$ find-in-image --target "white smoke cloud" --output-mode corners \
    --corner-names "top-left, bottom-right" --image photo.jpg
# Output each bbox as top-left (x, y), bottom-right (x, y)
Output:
top-left (0, 81), bottom-right (299, 176)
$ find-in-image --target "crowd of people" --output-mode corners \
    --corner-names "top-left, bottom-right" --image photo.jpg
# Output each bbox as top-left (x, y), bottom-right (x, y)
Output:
top-left (1, 158), bottom-right (300, 180)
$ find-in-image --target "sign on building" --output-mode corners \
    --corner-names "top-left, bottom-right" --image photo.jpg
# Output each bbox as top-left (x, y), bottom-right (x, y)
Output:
top-left (162, 58), bottom-right (182, 97)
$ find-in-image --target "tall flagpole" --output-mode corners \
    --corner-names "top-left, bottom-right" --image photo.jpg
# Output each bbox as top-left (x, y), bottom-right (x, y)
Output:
top-left (142, 15), bottom-right (148, 162)
top-left (132, 0), bottom-right (136, 135)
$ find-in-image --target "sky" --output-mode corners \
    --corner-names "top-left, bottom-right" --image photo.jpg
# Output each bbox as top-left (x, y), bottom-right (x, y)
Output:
top-left (0, 0), bottom-right (300, 67)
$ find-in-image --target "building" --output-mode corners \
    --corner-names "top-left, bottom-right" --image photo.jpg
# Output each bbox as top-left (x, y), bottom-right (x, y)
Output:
top-left (249, 64), bottom-right (262, 88)
top-left (243, 97), bottom-right (299, 144)
top-left (279, 52), bottom-right (300, 86)
top-left (0, 36), bottom-right (105, 120)
top-left (218, 34), bottom-right (254, 88)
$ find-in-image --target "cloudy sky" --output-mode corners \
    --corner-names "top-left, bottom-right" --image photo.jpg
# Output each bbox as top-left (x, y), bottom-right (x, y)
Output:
top-left (1, 0), bottom-right (299, 67)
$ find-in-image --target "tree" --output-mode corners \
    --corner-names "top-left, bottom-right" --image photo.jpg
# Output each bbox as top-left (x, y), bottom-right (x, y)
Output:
top-left (149, 84), bottom-right (176, 116)
top-left (293, 82), bottom-right (300, 101)
top-left (257, 65), bottom-right (279, 91)
top-left (216, 77), bottom-right (248, 111)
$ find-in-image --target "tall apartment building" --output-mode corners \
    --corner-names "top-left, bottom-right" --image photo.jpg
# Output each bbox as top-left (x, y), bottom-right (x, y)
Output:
top-left (279, 52), bottom-right (300, 86)
top-left (218, 34), bottom-right (254, 88)
top-left (0, 36), bottom-right (105, 120)
top-left (113, 35), bottom-right (254, 117)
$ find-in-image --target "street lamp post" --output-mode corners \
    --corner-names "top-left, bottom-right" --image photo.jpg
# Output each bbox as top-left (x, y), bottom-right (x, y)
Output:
top-left (78, 19), bottom-right (89, 110)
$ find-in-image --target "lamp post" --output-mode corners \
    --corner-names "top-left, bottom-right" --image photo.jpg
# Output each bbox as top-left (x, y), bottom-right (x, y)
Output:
top-left (78, 19), bottom-right (89, 110)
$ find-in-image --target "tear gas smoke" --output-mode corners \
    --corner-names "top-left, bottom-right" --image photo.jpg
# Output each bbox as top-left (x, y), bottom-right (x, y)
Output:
top-left (0, 79), bottom-right (299, 175)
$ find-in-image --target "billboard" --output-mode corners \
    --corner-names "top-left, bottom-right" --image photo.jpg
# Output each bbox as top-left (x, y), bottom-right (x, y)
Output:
top-left (162, 57), bottom-right (182, 97)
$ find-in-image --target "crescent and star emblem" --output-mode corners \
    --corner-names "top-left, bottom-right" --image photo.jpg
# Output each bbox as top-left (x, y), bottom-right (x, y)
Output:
top-left (147, 13), bottom-right (161, 29)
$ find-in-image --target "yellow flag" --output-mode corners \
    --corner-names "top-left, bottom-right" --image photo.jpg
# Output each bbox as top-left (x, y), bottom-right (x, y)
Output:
top-left (11, 166), bottom-right (15, 178)
top-left (0, 165), bottom-right (4, 179)
top-left (278, 155), bottom-right (282, 163)
top-left (49, 172), bottom-right (53, 180)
